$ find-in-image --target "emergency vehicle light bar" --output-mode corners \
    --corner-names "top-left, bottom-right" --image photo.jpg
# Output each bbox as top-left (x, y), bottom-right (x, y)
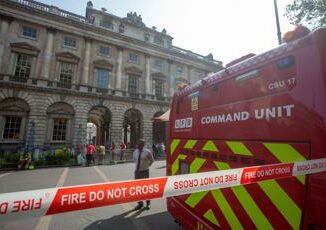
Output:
top-left (235, 69), bottom-right (260, 82)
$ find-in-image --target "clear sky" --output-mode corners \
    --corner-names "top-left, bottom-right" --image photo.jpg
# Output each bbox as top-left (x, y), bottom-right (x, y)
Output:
top-left (38, 0), bottom-right (294, 65)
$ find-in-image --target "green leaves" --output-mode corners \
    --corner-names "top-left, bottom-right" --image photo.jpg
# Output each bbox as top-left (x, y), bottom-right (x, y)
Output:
top-left (285, 0), bottom-right (326, 29)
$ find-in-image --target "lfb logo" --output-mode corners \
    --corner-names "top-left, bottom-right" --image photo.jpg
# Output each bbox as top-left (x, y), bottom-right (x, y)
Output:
top-left (175, 118), bottom-right (192, 129)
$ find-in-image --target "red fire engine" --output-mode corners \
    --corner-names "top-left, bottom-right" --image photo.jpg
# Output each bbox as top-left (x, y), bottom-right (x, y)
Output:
top-left (167, 27), bottom-right (326, 229)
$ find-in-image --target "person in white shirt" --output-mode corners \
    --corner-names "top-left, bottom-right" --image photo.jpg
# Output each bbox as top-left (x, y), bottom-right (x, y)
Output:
top-left (161, 142), bottom-right (165, 152)
top-left (133, 139), bottom-right (154, 210)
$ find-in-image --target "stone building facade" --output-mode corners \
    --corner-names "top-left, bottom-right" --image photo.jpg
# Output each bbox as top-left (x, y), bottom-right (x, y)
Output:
top-left (0, 0), bottom-right (222, 153)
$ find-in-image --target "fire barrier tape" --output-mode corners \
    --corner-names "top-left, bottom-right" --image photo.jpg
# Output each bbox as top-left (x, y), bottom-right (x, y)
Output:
top-left (1, 158), bottom-right (326, 220)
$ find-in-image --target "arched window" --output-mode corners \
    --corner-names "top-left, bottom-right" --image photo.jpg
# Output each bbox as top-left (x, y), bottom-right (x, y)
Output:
top-left (0, 98), bottom-right (30, 142)
top-left (46, 102), bottom-right (74, 143)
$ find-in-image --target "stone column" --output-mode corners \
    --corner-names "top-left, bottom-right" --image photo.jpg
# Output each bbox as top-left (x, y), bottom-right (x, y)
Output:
top-left (143, 119), bottom-right (153, 149)
top-left (0, 16), bottom-right (12, 73)
top-left (168, 60), bottom-right (175, 97)
top-left (186, 65), bottom-right (191, 83)
top-left (145, 54), bottom-right (151, 96)
top-left (110, 109), bottom-right (123, 147)
top-left (115, 47), bottom-right (123, 95)
top-left (72, 99), bottom-right (89, 153)
top-left (39, 27), bottom-right (55, 80)
top-left (81, 38), bottom-right (92, 85)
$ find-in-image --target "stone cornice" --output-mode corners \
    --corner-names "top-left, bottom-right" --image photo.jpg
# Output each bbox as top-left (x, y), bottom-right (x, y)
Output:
top-left (0, 1), bottom-right (220, 70)
top-left (46, 26), bottom-right (57, 33)
top-left (93, 59), bottom-right (113, 70)
top-left (10, 42), bottom-right (40, 56)
top-left (0, 81), bottom-right (170, 106)
top-left (0, 14), bottom-right (13, 23)
top-left (56, 51), bottom-right (80, 63)
top-left (152, 72), bottom-right (167, 79)
top-left (124, 66), bottom-right (142, 75)
top-left (87, 7), bottom-right (173, 39)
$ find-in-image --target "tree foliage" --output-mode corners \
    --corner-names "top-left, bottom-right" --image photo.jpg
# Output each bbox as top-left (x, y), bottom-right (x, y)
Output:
top-left (285, 0), bottom-right (326, 29)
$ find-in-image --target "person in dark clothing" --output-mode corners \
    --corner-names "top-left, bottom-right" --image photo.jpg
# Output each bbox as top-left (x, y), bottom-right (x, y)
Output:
top-left (152, 143), bottom-right (158, 159)
top-left (133, 139), bottom-right (154, 210)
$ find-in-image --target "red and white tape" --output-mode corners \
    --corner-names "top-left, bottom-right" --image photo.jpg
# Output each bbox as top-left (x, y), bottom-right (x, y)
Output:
top-left (1, 158), bottom-right (326, 220)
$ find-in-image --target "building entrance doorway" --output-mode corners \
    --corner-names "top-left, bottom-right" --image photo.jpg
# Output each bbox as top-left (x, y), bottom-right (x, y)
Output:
top-left (87, 106), bottom-right (111, 146)
top-left (152, 111), bottom-right (166, 145)
top-left (123, 109), bottom-right (142, 148)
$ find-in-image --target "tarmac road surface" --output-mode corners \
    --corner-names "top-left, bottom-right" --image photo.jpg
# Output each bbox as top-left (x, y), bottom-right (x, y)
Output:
top-left (0, 160), bottom-right (182, 230)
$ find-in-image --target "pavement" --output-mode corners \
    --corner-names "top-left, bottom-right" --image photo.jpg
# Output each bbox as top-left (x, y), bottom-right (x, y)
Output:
top-left (0, 160), bottom-right (183, 230)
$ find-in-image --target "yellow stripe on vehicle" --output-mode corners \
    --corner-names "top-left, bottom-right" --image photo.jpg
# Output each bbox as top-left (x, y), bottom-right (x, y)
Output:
top-left (202, 140), bottom-right (219, 152)
top-left (171, 154), bottom-right (187, 175)
top-left (215, 162), bottom-right (273, 230)
top-left (226, 141), bottom-right (253, 156)
top-left (258, 180), bottom-right (302, 230)
top-left (186, 191), bottom-right (209, 208)
top-left (190, 158), bottom-right (206, 173)
top-left (211, 190), bottom-right (244, 230)
top-left (263, 143), bottom-right (306, 184)
top-left (203, 209), bottom-right (220, 227)
top-left (170, 139), bottom-right (181, 156)
top-left (185, 158), bottom-right (207, 207)
top-left (184, 140), bottom-right (197, 149)
top-left (185, 154), bottom-right (242, 229)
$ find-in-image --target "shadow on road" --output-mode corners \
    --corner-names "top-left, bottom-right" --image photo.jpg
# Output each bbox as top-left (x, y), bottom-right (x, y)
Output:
top-left (155, 165), bottom-right (166, 169)
top-left (84, 210), bottom-right (182, 230)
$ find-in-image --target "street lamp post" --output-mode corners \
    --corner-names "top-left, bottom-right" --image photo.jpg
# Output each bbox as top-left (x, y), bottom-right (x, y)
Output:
top-left (273, 0), bottom-right (282, 45)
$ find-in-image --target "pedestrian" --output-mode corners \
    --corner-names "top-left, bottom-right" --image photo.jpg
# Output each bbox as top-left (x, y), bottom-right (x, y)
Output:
top-left (98, 145), bottom-right (105, 165)
top-left (133, 139), bottom-right (154, 210)
top-left (120, 142), bottom-right (127, 160)
top-left (17, 152), bottom-right (31, 170)
top-left (161, 142), bottom-right (165, 155)
top-left (156, 143), bottom-right (161, 157)
top-left (152, 143), bottom-right (158, 159)
top-left (110, 141), bottom-right (115, 161)
top-left (86, 143), bottom-right (95, 166)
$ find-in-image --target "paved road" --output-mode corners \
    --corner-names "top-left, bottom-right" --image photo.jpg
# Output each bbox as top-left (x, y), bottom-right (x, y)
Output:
top-left (0, 161), bottom-right (182, 230)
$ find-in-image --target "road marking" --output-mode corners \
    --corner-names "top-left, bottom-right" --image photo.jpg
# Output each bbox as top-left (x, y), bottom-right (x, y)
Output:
top-left (56, 168), bottom-right (69, 187)
top-left (35, 168), bottom-right (69, 230)
top-left (93, 166), bottom-right (109, 182)
top-left (0, 173), bottom-right (10, 178)
top-left (93, 166), bottom-right (149, 230)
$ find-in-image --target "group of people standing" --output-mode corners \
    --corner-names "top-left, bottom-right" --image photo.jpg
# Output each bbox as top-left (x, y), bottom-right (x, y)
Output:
top-left (84, 139), bottom-right (155, 210)
top-left (152, 142), bottom-right (165, 159)
top-left (84, 142), bottom-right (128, 166)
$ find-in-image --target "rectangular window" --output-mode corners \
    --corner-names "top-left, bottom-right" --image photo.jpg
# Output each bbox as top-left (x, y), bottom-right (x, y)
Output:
top-left (128, 75), bottom-right (138, 97)
top-left (155, 59), bottom-right (164, 71)
top-left (129, 53), bottom-right (139, 64)
top-left (100, 20), bottom-right (114, 30)
top-left (98, 46), bottom-right (109, 56)
top-left (63, 36), bottom-right (76, 48)
top-left (14, 54), bottom-right (32, 80)
top-left (3, 116), bottom-right (22, 140)
top-left (52, 118), bottom-right (67, 141)
top-left (96, 68), bottom-right (109, 88)
top-left (276, 56), bottom-right (295, 69)
top-left (22, 26), bottom-right (37, 39)
top-left (59, 62), bottom-right (74, 88)
top-left (154, 35), bottom-right (163, 45)
top-left (154, 79), bottom-right (164, 98)
top-left (176, 66), bottom-right (184, 75)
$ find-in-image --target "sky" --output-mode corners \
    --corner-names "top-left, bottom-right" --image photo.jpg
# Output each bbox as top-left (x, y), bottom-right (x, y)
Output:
top-left (38, 0), bottom-right (295, 65)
